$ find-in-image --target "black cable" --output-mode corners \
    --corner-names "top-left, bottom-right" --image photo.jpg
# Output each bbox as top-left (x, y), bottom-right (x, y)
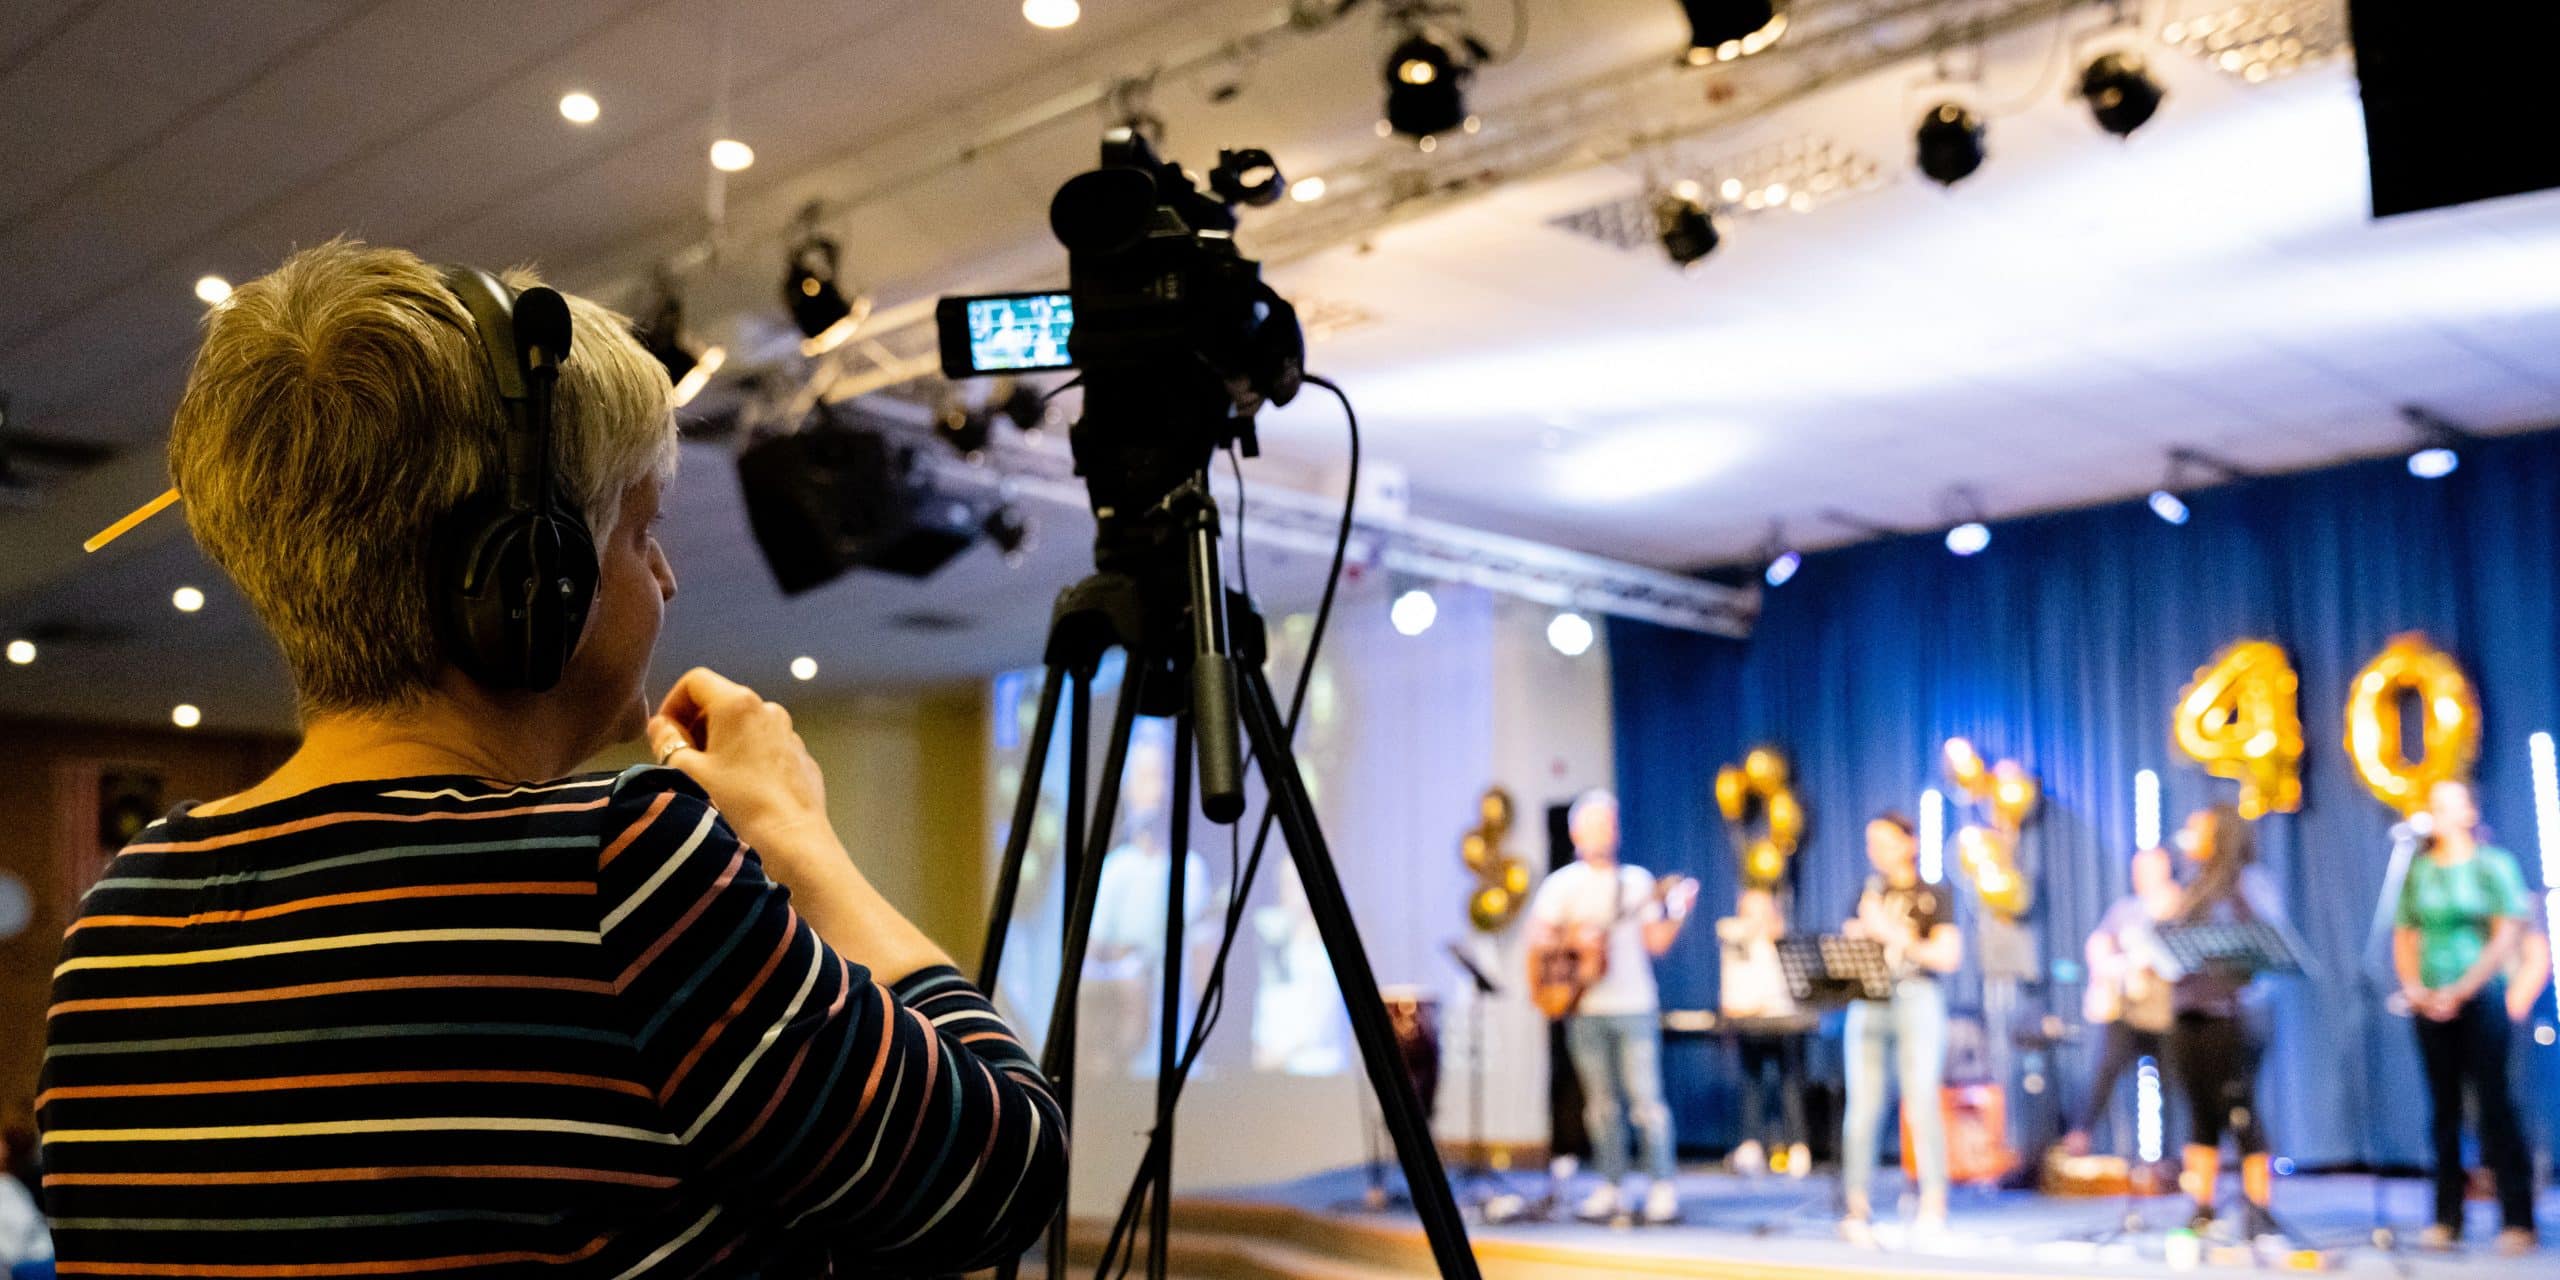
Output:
top-left (1091, 377), bottom-right (1361, 1279)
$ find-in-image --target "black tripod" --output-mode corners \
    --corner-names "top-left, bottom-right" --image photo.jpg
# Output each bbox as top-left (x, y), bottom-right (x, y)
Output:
top-left (975, 472), bottom-right (1481, 1280)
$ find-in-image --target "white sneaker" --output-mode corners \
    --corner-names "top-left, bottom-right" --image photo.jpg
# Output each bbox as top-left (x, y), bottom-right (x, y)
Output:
top-left (1840, 1216), bottom-right (1879, 1249)
top-left (1575, 1183), bottom-right (1620, 1222)
top-left (1730, 1139), bottom-right (1766, 1176)
top-left (1642, 1180), bottom-right (1681, 1225)
top-left (1785, 1143), bottom-right (1813, 1179)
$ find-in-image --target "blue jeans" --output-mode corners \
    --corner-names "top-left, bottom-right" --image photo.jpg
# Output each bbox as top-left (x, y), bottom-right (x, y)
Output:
top-left (1842, 978), bottom-right (1949, 1215)
top-left (1564, 1013), bottom-right (1677, 1184)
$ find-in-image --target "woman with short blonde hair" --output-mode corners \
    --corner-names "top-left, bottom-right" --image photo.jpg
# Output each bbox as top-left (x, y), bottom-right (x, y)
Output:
top-left (41, 240), bottom-right (1065, 1276)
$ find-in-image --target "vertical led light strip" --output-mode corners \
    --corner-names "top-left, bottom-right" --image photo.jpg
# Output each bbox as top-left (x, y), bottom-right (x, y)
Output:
top-left (2134, 768), bottom-right (2161, 851)
top-left (1920, 787), bottom-right (1947, 884)
top-left (2135, 1058), bottom-right (2164, 1163)
top-left (2529, 732), bottom-right (2560, 1007)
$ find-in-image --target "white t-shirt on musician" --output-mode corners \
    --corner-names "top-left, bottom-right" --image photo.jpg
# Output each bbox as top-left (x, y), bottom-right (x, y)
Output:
top-left (1528, 860), bottom-right (1662, 1017)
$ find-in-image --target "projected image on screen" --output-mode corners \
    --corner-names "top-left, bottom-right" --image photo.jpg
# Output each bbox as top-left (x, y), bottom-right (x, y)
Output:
top-left (967, 294), bottom-right (1073, 372)
top-left (986, 652), bottom-right (1349, 1082)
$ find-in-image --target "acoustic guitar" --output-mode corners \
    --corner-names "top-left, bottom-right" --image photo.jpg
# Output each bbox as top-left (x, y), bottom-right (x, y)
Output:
top-left (1528, 871), bottom-right (1695, 1020)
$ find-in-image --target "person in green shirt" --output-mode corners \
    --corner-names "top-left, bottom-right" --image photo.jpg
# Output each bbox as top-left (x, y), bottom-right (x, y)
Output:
top-left (2392, 779), bottom-right (2538, 1254)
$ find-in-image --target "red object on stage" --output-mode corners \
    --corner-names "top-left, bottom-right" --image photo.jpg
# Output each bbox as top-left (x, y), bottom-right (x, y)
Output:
top-left (1902, 1083), bottom-right (2019, 1184)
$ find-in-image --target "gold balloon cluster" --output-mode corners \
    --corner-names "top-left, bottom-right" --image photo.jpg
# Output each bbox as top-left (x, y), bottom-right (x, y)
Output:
top-left (2345, 634), bottom-right (2481, 816)
top-left (2173, 639), bottom-right (2305, 819)
top-left (1716, 746), bottom-right (1805, 888)
top-left (1460, 786), bottom-right (1532, 932)
top-left (1942, 738), bottom-right (2036, 920)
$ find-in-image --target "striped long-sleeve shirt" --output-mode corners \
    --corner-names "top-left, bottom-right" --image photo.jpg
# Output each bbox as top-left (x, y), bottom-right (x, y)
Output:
top-left (38, 765), bottom-right (1065, 1277)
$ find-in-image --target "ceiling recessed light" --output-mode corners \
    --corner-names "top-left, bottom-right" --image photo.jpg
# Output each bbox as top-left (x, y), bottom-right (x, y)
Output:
top-left (709, 138), bottom-right (755, 172)
top-left (559, 91), bottom-right (600, 124)
top-left (790, 655), bottom-right (818, 681)
top-left (1945, 521), bottom-right (1992, 556)
top-left (172, 585), bottom-right (205, 613)
top-left (1022, 0), bottom-right (1081, 28)
top-left (4, 640), bottom-right (32, 665)
top-left (1390, 588), bottom-right (1438, 637)
top-left (194, 275), bottom-right (232, 305)
top-left (1291, 175), bottom-right (1329, 203)
top-left (171, 703), bottom-right (202, 729)
top-left (1547, 611), bottom-right (1596, 657)
top-left (2147, 489), bottom-right (2191, 525)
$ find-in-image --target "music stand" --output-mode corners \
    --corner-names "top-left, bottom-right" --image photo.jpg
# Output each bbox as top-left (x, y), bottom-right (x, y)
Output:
top-left (2154, 922), bottom-right (2304, 982)
top-left (1777, 935), bottom-right (1895, 1006)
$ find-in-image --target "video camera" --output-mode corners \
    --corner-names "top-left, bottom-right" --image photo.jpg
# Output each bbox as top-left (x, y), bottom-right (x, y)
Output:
top-left (937, 129), bottom-right (1305, 550)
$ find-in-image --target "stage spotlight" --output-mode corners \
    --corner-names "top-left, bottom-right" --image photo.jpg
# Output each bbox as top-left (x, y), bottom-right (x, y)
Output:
top-left (2079, 52), bottom-right (2164, 137)
top-left (983, 505), bottom-right (1032, 564)
top-left (172, 585), bottom-right (205, 613)
top-left (1385, 31), bottom-right (1474, 141)
top-left (558, 91), bottom-right (600, 125)
top-left (784, 234), bottom-right (865, 355)
top-left (1547, 611), bottom-right (1595, 657)
top-left (1653, 193), bottom-right (1720, 269)
top-left (2147, 489), bottom-right (2190, 525)
top-left (1677, 1), bottom-right (1788, 66)
top-left (2407, 446), bottom-right (2458, 479)
top-left (1915, 103), bottom-right (1986, 187)
top-left (1764, 550), bottom-right (1801, 587)
top-left (635, 290), bottom-right (725, 408)
top-left (1391, 588), bottom-right (1439, 637)
top-left (1946, 521), bottom-right (1991, 556)
top-left (194, 275), bottom-right (232, 305)
top-left (791, 656), bottom-right (819, 681)
top-left (171, 703), bottom-right (201, 729)
top-left (709, 138), bottom-right (755, 172)
top-left (4, 639), bottom-right (31, 665)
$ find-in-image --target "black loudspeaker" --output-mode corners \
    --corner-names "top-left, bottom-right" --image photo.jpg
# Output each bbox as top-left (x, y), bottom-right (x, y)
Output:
top-left (737, 406), bottom-right (979, 594)
top-left (2348, 0), bottom-right (2560, 216)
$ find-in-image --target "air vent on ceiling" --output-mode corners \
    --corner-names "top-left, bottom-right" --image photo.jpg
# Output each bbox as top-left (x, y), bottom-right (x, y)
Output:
top-left (1550, 136), bottom-right (1881, 253)
top-left (888, 610), bottom-right (973, 633)
top-left (0, 394), bottom-right (117, 506)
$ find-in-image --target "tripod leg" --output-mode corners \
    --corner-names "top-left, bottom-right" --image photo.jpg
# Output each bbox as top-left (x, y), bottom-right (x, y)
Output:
top-left (979, 662), bottom-right (1067, 990)
top-left (1233, 665), bottom-right (1483, 1280)
top-left (1148, 713), bottom-right (1194, 1280)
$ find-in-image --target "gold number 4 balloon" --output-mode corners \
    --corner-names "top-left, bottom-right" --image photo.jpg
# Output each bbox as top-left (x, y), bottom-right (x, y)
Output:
top-left (2173, 640), bottom-right (2306, 819)
top-left (2345, 633), bottom-right (2480, 816)
top-left (1717, 746), bottom-right (1804, 888)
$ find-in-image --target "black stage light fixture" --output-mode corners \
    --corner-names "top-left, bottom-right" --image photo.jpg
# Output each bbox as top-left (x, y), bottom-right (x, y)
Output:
top-left (1652, 193), bottom-right (1720, 268)
top-left (982, 504), bottom-right (1031, 564)
top-left (1385, 30), bottom-right (1475, 142)
top-left (1678, 0), bottom-right (1788, 66)
top-left (783, 234), bottom-right (857, 345)
top-left (2079, 51), bottom-right (2164, 137)
top-left (635, 291), bottom-right (696, 386)
top-left (1916, 103), bottom-right (1987, 186)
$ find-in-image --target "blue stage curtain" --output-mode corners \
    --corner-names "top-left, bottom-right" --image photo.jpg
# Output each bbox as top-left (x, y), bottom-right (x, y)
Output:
top-left (1612, 429), bottom-right (2560, 1167)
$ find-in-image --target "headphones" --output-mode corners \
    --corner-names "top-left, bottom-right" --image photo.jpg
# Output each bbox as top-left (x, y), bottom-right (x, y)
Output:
top-left (431, 265), bottom-right (597, 693)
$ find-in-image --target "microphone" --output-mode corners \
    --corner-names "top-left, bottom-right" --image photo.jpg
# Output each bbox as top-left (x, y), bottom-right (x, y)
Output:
top-left (2389, 812), bottom-right (2436, 844)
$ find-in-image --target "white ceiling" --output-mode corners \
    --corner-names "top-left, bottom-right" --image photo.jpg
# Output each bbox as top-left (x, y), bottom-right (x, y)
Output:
top-left (3, 0), bottom-right (2557, 731)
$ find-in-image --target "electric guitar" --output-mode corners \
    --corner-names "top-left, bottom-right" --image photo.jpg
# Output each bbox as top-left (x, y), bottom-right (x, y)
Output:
top-left (1528, 872), bottom-right (1695, 1020)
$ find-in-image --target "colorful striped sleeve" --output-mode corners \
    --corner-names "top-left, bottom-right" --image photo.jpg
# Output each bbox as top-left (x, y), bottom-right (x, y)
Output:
top-left (595, 767), bottom-right (1066, 1272)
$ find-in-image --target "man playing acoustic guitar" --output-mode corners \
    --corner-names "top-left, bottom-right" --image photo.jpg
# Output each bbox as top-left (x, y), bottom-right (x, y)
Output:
top-left (1526, 790), bottom-right (1699, 1224)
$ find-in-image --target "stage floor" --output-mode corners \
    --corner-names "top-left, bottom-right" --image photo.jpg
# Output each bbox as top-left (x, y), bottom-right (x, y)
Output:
top-left (1157, 1165), bottom-right (2560, 1279)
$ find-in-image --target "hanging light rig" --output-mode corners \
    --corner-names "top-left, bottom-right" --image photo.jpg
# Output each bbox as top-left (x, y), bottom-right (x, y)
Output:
top-left (1678, 0), bottom-right (1790, 66)
top-left (1380, 4), bottom-right (1490, 149)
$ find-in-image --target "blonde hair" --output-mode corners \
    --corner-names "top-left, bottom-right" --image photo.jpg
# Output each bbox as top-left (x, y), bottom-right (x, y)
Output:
top-left (169, 239), bottom-right (676, 714)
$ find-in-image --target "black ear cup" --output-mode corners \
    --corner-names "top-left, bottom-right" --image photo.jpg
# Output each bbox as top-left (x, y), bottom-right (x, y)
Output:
top-left (436, 495), bottom-right (599, 692)
top-left (432, 266), bottom-right (598, 693)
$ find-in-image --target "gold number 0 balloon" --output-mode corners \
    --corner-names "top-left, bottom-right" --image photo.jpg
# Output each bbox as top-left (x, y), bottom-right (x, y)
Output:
top-left (2173, 640), bottom-right (2305, 819)
top-left (1716, 746), bottom-right (1803, 888)
top-left (2345, 633), bottom-right (2480, 816)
